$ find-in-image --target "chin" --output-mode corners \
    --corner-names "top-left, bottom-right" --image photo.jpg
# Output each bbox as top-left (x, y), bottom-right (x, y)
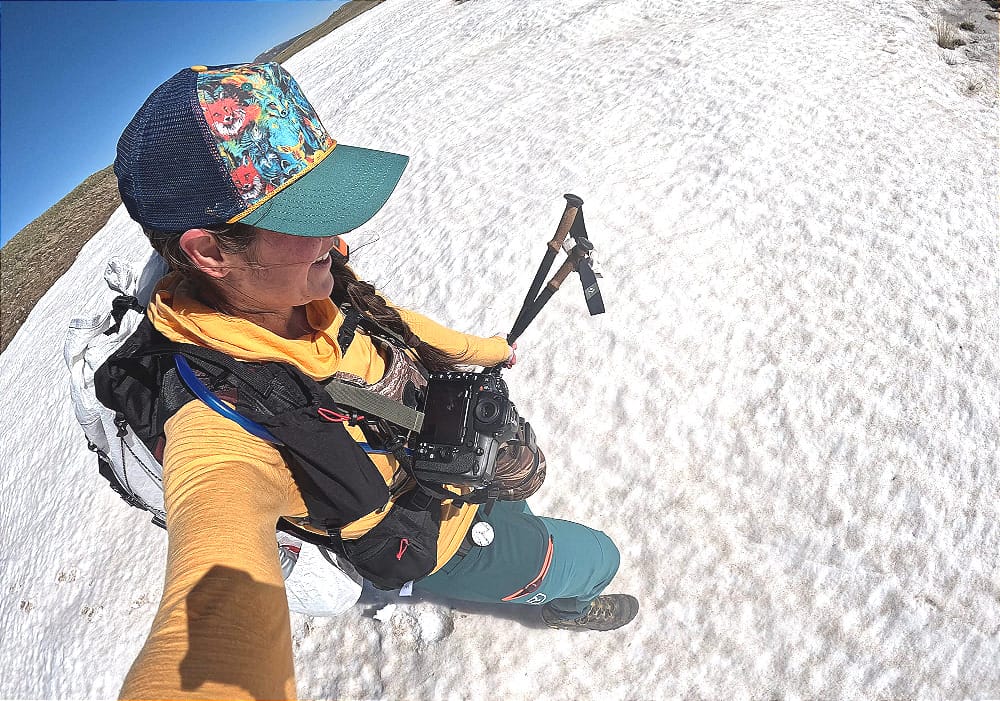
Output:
top-left (310, 279), bottom-right (335, 302)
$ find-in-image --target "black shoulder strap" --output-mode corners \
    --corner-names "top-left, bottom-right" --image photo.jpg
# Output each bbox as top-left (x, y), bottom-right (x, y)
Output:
top-left (335, 301), bottom-right (418, 357)
top-left (102, 311), bottom-right (435, 533)
top-left (337, 303), bottom-right (363, 356)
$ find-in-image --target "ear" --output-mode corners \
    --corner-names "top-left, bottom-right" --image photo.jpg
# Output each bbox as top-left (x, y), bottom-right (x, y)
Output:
top-left (179, 229), bottom-right (230, 279)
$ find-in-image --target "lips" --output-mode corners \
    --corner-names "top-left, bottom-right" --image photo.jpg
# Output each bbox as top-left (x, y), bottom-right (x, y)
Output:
top-left (312, 251), bottom-right (331, 265)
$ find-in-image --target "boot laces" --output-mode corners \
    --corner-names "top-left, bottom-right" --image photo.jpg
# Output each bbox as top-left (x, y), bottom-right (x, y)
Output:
top-left (579, 597), bottom-right (617, 624)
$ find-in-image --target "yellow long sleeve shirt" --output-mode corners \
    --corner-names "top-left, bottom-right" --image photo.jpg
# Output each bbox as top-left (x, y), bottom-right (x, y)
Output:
top-left (120, 275), bottom-right (510, 700)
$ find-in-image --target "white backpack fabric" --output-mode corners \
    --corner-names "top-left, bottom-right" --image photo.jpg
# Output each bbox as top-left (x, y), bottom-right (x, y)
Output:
top-left (65, 252), bottom-right (170, 521)
top-left (65, 251), bottom-right (363, 616)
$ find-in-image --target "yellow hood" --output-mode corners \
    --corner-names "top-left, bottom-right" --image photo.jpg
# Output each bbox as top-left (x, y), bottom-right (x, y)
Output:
top-left (147, 273), bottom-right (345, 381)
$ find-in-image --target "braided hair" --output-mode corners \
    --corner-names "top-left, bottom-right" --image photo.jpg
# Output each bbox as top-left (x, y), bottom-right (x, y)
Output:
top-left (328, 255), bottom-right (459, 372)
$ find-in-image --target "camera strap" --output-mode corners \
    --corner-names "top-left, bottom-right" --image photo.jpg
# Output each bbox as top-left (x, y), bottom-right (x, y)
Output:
top-left (322, 381), bottom-right (425, 433)
top-left (327, 301), bottom-right (509, 509)
top-left (325, 302), bottom-right (429, 433)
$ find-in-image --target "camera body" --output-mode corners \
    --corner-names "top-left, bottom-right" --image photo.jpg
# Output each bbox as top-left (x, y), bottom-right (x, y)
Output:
top-left (412, 371), bottom-right (520, 489)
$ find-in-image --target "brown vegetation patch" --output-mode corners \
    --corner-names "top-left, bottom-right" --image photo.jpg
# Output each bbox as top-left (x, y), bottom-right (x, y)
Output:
top-left (1, 166), bottom-right (121, 351)
top-left (936, 19), bottom-right (967, 48)
top-left (256, 1), bottom-right (385, 64)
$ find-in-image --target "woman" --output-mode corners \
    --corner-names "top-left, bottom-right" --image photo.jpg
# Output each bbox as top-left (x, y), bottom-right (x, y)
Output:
top-left (112, 62), bottom-right (637, 700)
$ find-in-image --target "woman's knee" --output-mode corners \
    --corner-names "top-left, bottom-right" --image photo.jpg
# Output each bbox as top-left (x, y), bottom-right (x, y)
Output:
top-left (542, 516), bottom-right (621, 581)
top-left (591, 529), bottom-right (620, 580)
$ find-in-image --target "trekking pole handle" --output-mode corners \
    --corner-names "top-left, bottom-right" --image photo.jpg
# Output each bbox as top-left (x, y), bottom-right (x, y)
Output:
top-left (509, 193), bottom-right (584, 341)
top-left (546, 240), bottom-right (593, 292)
top-left (505, 242), bottom-right (590, 347)
top-left (548, 194), bottom-right (584, 254)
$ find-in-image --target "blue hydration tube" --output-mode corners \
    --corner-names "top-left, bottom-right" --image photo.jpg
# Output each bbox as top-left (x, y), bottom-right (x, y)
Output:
top-left (172, 353), bottom-right (394, 454)
top-left (173, 354), bottom-right (281, 444)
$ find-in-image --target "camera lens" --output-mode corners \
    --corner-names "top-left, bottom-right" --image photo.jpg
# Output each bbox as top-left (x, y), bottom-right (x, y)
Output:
top-left (475, 396), bottom-right (501, 424)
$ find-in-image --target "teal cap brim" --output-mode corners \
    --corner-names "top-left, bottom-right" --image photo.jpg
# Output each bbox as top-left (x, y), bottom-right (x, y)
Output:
top-left (237, 144), bottom-right (409, 237)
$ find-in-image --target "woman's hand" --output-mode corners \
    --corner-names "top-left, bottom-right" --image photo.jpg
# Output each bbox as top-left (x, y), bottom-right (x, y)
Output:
top-left (494, 336), bottom-right (517, 368)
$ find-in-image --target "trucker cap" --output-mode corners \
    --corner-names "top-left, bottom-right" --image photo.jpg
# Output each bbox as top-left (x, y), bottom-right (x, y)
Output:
top-left (114, 62), bottom-right (408, 237)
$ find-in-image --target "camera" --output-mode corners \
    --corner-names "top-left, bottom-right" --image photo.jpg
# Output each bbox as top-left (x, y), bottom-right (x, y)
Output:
top-left (411, 371), bottom-right (520, 488)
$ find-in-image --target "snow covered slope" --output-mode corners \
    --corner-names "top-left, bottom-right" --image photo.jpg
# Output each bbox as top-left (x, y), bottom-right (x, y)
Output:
top-left (2, 0), bottom-right (997, 697)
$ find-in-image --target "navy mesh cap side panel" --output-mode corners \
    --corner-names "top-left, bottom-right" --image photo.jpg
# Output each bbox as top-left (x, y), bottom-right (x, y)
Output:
top-left (114, 68), bottom-right (242, 231)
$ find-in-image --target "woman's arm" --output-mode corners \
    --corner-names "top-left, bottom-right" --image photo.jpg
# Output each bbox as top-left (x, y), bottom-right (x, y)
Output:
top-left (120, 401), bottom-right (306, 701)
top-left (338, 263), bottom-right (510, 366)
top-left (394, 306), bottom-right (512, 367)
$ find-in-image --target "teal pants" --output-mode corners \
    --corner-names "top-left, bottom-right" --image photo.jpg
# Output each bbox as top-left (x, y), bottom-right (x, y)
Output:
top-left (414, 500), bottom-right (620, 618)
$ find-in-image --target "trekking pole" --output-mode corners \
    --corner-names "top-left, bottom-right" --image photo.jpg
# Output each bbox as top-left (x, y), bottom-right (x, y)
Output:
top-left (508, 194), bottom-right (584, 341)
top-left (487, 194), bottom-right (604, 373)
top-left (507, 238), bottom-right (594, 345)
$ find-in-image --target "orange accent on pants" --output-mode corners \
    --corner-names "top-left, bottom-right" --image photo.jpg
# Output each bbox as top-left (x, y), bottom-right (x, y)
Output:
top-left (501, 535), bottom-right (554, 601)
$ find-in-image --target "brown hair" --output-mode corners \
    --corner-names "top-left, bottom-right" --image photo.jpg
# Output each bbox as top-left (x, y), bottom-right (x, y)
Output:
top-left (328, 256), bottom-right (459, 372)
top-left (143, 223), bottom-right (458, 371)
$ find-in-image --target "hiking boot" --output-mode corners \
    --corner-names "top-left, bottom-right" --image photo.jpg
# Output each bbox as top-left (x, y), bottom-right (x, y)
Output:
top-left (541, 594), bottom-right (639, 631)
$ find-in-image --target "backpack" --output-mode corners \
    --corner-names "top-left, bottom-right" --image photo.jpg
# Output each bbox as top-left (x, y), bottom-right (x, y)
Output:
top-left (64, 251), bottom-right (363, 616)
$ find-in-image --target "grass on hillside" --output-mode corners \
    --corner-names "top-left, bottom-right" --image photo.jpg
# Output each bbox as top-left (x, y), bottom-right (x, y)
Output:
top-left (258, 0), bottom-right (384, 64)
top-left (936, 19), bottom-right (967, 49)
top-left (0, 166), bottom-right (120, 352)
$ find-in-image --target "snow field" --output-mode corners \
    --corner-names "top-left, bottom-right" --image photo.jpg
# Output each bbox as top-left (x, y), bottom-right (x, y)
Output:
top-left (1, 0), bottom-right (997, 698)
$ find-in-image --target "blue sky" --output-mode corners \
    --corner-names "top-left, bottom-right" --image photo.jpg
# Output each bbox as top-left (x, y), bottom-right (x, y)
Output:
top-left (0, 0), bottom-right (347, 247)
